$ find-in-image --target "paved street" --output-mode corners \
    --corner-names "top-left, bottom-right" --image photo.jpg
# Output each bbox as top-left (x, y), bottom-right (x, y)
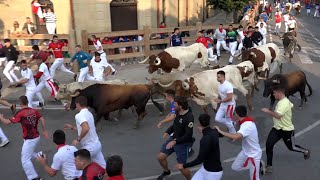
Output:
top-left (1, 6), bottom-right (320, 180)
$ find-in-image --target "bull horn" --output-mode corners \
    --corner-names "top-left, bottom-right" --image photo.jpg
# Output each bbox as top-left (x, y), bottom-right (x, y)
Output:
top-left (156, 80), bottom-right (175, 88)
top-left (139, 56), bottom-right (150, 64)
top-left (250, 52), bottom-right (257, 58)
top-left (154, 57), bottom-right (161, 66)
top-left (70, 91), bottom-right (80, 97)
top-left (182, 81), bottom-right (190, 90)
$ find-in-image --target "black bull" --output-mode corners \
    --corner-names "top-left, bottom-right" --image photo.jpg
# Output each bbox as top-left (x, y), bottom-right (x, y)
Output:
top-left (68, 84), bottom-right (164, 128)
top-left (262, 70), bottom-right (312, 109)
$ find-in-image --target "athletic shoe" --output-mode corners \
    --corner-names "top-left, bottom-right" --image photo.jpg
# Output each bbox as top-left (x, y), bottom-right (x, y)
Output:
top-left (73, 74), bottom-right (77, 82)
top-left (188, 148), bottom-right (195, 158)
top-left (228, 62), bottom-right (233, 65)
top-left (304, 149), bottom-right (311, 160)
top-left (0, 139), bottom-right (9, 147)
top-left (266, 165), bottom-right (273, 173)
top-left (217, 56), bottom-right (221, 61)
top-left (10, 104), bottom-right (16, 115)
top-left (157, 170), bottom-right (171, 180)
top-left (32, 177), bottom-right (44, 180)
top-left (39, 102), bottom-right (45, 110)
top-left (260, 160), bottom-right (266, 175)
top-left (112, 70), bottom-right (117, 75)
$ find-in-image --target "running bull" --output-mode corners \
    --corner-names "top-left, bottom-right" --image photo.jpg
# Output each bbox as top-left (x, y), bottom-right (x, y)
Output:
top-left (240, 43), bottom-right (283, 79)
top-left (139, 43), bottom-right (211, 73)
top-left (56, 80), bottom-right (164, 128)
top-left (154, 61), bottom-right (257, 111)
top-left (262, 70), bottom-right (312, 109)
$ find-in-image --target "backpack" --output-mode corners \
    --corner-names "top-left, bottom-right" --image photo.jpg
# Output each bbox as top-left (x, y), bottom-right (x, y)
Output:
top-left (32, 4), bottom-right (38, 14)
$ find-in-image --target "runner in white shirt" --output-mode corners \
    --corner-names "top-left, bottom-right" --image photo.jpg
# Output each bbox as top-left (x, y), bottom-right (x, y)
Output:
top-left (215, 105), bottom-right (265, 180)
top-left (91, 35), bottom-right (116, 74)
top-left (258, 23), bottom-right (267, 45)
top-left (255, 18), bottom-right (267, 29)
top-left (287, 16), bottom-right (297, 31)
top-left (14, 60), bottom-right (44, 108)
top-left (64, 96), bottom-right (106, 169)
top-left (33, 58), bottom-right (58, 100)
top-left (88, 52), bottom-right (113, 81)
top-left (37, 130), bottom-right (82, 180)
top-left (214, 70), bottom-right (236, 133)
top-left (236, 25), bottom-right (245, 56)
top-left (283, 12), bottom-right (290, 32)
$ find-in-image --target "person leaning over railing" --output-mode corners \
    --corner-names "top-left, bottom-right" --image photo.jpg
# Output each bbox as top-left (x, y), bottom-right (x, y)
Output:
top-left (11, 21), bottom-right (25, 46)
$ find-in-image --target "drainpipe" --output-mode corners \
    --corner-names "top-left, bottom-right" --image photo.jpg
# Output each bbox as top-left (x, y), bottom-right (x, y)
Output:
top-left (186, 0), bottom-right (188, 25)
top-left (157, 0), bottom-right (161, 26)
top-left (162, 0), bottom-right (166, 23)
top-left (177, 0), bottom-right (180, 26)
top-left (69, 0), bottom-right (77, 45)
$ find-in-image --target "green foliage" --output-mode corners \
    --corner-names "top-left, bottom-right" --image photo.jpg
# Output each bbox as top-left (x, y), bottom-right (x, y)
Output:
top-left (207, 0), bottom-right (250, 12)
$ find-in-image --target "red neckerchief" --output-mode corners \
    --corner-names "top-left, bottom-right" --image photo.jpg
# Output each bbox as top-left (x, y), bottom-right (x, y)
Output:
top-left (57, 144), bottom-right (66, 150)
top-left (93, 39), bottom-right (98, 45)
top-left (239, 116), bottom-right (254, 126)
top-left (219, 28), bottom-right (223, 33)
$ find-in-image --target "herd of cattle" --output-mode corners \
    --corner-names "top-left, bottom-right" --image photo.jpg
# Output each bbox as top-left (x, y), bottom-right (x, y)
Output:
top-left (56, 42), bottom-right (312, 128)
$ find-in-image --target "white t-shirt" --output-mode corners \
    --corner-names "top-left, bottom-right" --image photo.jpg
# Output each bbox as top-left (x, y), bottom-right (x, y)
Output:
top-left (287, 19), bottom-right (296, 28)
top-left (38, 63), bottom-right (51, 81)
top-left (256, 21), bottom-right (267, 28)
top-left (238, 121), bottom-right (262, 158)
top-left (218, 80), bottom-right (235, 106)
top-left (259, 27), bottom-right (267, 37)
top-left (237, 30), bottom-right (245, 41)
top-left (51, 145), bottom-right (82, 180)
top-left (75, 108), bottom-right (100, 147)
top-left (90, 59), bottom-right (109, 81)
top-left (93, 40), bottom-right (104, 54)
top-left (21, 68), bottom-right (36, 90)
top-left (283, 14), bottom-right (290, 22)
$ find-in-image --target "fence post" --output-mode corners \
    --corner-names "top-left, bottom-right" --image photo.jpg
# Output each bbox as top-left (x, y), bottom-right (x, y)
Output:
top-left (196, 22), bottom-right (202, 32)
top-left (81, 30), bottom-right (89, 53)
top-left (69, 30), bottom-right (79, 72)
top-left (143, 26), bottom-right (151, 57)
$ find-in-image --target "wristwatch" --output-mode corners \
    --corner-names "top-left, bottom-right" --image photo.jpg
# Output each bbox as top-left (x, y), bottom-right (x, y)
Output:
top-left (76, 138), bottom-right (81, 142)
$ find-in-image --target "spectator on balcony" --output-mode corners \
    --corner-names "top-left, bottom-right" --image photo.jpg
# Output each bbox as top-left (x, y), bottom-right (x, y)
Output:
top-left (31, 0), bottom-right (47, 25)
top-left (22, 17), bottom-right (38, 46)
top-left (170, 28), bottom-right (183, 47)
top-left (43, 7), bottom-right (57, 34)
top-left (11, 21), bottom-right (25, 46)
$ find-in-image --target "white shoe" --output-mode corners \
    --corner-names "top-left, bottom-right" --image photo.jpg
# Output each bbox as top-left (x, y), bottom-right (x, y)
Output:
top-left (0, 139), bottom-right (10, 147)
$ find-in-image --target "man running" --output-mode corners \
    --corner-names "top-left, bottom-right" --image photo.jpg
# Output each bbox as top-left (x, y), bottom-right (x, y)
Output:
top-left (214, 70), bottom-right (236, 133)
top-left (177, 114), bottom-right (223, 180)
top-left (226, 24), bottom-right (239, 64)
top-left (214, 24), bottom-right (230, 60)
top-left (216, 105), bottom-right (266, 180)
top-left (64, 96), bottom-right (106, 169)
top-left (2, 39), bottom-right (19, 87)
top-left (28, 45), bottom-right (51, 68)
top-left (195, 30), bottom-right (217, 62)
top-left (47, 35), bottom-right (77, 80)
top-left (70, 45), bottom-right (93, 82)
top-left (274, 8), bottom-right (282, 35)
top-left (287, 15), bottom-right (297, 31)
top-left (251, 27), bottom-right (263, 47)
top-left (261, 86), bottom-right (310, 173)
top-left (88, 52), bottom-right (113, 81)
top-left (0, 95), bottom-right (48, 180)
top-left (259, 23), bottom-right (267, 45)
top-left (283, 12), bottom-right (290, 33)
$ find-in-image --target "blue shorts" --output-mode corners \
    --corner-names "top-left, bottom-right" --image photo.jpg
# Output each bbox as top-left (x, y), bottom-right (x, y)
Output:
top-left (160, 137), bottom-right (192, 164)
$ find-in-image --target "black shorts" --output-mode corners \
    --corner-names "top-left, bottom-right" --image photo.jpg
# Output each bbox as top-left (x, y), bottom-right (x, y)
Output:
top-left (160, 137), bottom-right (192, 164)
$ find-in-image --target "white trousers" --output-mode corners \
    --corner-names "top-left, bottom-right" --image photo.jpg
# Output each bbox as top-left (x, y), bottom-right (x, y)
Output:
top-left (0, 57), bottom-right (7, 66)
top-left (100, 53), bottom-right (116, 72)
top-left (26, 89), bottom-right (44, 108)
top-left (83, 141), bottom-right (106, 168)
top-left (284, 22), bottom-right (288, 32)
top-left (34, 79), bottom-right (58, 98)
top-left (21, 136), bottom-right (40, 180)
top-left (262, 36), bottom-right (267, 45)
top-left (215, 104), bottom-right (236, 133)
top-left (46, 23), bottom-right (56, 34)
top-left (216, 40), bottom-right (230, 56)
top-left (192, 166), bottom-right (223, 180)
top-left (78, 67), bottom-right (91, 82)
top-left (50, 58), bottom-right (75, 78)
top-left (231, 150), bottom-right (262, 180)
top-left (0, 127), bottom-right (8, 141)
top-left (228, 41), bottom-right (238, 63)
top-left (87, 74), bottom-right (104, 82)
top-left (307, 9), bottom-right (311, 14)
top-left (275, 23), bottom-right (281, 33)
top-left (3, 60), bottom-right (19, 83)
top-left (314, 10), bottom-right (320, 17)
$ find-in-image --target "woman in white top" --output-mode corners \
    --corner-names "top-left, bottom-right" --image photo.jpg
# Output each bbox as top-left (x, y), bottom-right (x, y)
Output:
top-left (43, 7), bottom-right (57, 34)
top-left (11, 21), bottom-right (25, 46)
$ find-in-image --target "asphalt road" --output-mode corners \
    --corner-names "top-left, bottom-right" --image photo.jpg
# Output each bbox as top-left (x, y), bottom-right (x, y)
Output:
top-left (1, 6), bottom-right (320, 180)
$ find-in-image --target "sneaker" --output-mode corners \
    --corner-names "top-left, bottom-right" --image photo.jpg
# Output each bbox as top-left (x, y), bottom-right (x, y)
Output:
top-left (0, 139), bottom-right (9, 147)
top-left (260, 160), bottom-right (266, 175)
top-left (304, 149), bottom-right (311, 160)
top-left (112, 70), bottom-right (117, 75)
top-left (73, 74), bottom-right (77, 82)
top-left (217, 56), bottom-right (220, 61)
top-left (157, 170), bottom-right (171, 180)
top-left (10, 104), bottom-right (16, 115)
top-left (39, 102), bottom-right (45, 110)
top-left (266, 165), bottom-right (272, 173)
top-left (228, 62), bottom-right (233, 65)
top-left (32, 177), bottom-right (44, 180)
top-left (188, 148), bottom-right (195, 158)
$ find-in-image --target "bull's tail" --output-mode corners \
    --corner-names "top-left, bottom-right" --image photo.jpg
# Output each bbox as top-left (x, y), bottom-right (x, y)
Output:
top-left (306, 80), bottom-right (313, 97)
top-left (150, 90), bottom-right (164, 113)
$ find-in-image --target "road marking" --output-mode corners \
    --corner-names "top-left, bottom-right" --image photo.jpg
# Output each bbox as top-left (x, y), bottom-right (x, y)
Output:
top-left (314, 50), bottom-right (320, 58)
top-left (129, 120), bottom-right (320, 180)
top-left (298, 49), bottom-right (313, 64)
top-left (268, 24), bottom-right (273, 43)
top-left (294, 17), bottom-right (320, 45)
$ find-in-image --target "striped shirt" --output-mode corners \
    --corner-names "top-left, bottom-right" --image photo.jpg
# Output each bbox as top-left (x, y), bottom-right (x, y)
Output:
top-left (43, 12), bottom-right (56, 23)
